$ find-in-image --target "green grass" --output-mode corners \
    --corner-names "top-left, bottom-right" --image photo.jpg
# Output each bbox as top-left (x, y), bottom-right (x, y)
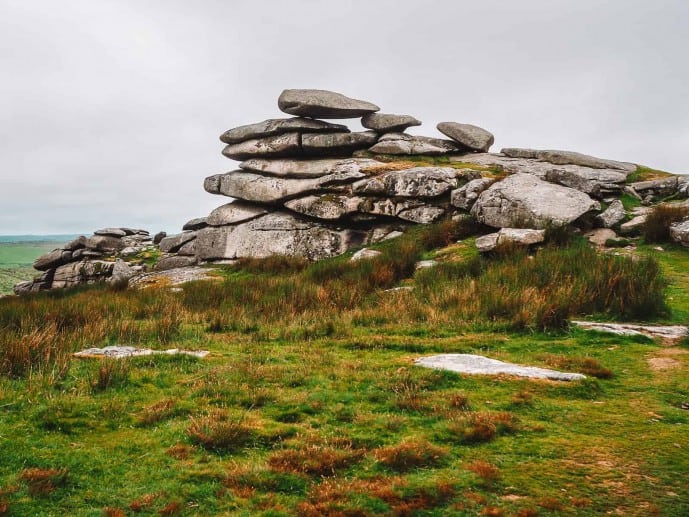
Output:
top-left (626, 165), bottom-right (676, 184)
top-left (0, 222), bottom-right (688, 515)
top-left (0, 242), bottom-right (59, 296)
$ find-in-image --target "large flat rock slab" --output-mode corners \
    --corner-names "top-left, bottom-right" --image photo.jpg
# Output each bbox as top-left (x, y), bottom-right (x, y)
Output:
top-left (572, 321), bottom-right (689, 343)
top-left (278, 89), bottom-right (380, 119)
top-left (369, 133), bottom-right (463, 155)
top-left (240, 157), bottom-right (384, 178)
top-left (220, 117), bottom-right (348, 144)
top-left (74, 346), bottom-right (209, 359)
top-left (415, 354), bottom-right (586, 381)
top-left (501, 148), bottom-right (636, 172)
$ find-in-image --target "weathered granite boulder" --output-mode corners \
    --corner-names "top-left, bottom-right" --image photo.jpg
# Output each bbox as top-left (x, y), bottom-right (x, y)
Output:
top-left (629, 177), bottom-right (680, 199)
top-left (207, 202), bottom-right (269, 226)
top-left (361, 113), bottom-right (421, 132)
top-left (368, 133), bottom-right (463, 155)
top-left (471, 173), bottom-right (600, 229)
top-left (475, 228), bottom-right (546, 252)
top-left (153, 232), bottom-right (167, 245)
top-left (52, 260), bottom-right (115, 289)
top-left (669, 219), bottom-right (689, 247)
top-left (278, 89), bottom-right (380, 119)
top-left (450, 177), bottom-right (494, 210)
top-left (584, 228), bottom-right (618, 246)
top-left (195, 212), bottom-right (367, 261)
top-left (350, 248), bottom-right (382, 261)
top-left (301, 131), bottom-right (378, 156)
top-left (182, 217), bottom-right (208, 231)
top-left (158, 232), bottom-right (197, 253)
top-left (222, 132), bottom-right (301, 160)
top-left (619, 214), bottom-right (647, 235)
top-left (448, 153), bottom-right (628, 197)
top-left (156, 254), bottom-right (199, 271)
top-left (206, 169), bottom-right (366, 204)
top-left (240, 157), bottom-right (383, 178)
top-left (94, 228), bottom-right (127, 238)
top-left (353, 167), bottom-right (475, 198)
top-left (501, 148), bottom-right (636, 172)
top-left (220, 117), bottom-right (348, 144)
top-left (596, 200), bottom-right (626, 228)
top-left (437, 122), bottom-right (494, 152)
top-left (33, 249), bottom-right (69, 271)
top-left (63, 236), bottom-right (87, 251)
top-left (85, 235), bottom-right (126, 252)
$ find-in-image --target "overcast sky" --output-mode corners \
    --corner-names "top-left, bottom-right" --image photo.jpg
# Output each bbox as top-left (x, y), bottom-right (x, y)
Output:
top-left (1, 0), bottom-right (688, 234)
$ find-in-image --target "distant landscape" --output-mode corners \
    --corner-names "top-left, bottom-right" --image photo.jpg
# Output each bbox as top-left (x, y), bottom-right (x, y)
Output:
top-left (0, 235), bottom-right (80, 295)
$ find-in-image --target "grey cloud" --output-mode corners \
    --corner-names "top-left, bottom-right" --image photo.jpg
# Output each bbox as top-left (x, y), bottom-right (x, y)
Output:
top-left (0, 0), bottom-right (687, 234)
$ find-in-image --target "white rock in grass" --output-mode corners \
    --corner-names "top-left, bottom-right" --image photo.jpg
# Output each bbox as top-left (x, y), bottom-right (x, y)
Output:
top-left (415, 354), bottom-right (586, 381)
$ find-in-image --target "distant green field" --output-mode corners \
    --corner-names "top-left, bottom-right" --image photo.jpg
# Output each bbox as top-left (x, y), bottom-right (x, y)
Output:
top-left (0, 241), bottom-right (63, 295)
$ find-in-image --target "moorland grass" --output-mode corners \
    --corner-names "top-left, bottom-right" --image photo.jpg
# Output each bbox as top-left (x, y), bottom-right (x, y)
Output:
top-left (0, 220), bottom-right (687, 515)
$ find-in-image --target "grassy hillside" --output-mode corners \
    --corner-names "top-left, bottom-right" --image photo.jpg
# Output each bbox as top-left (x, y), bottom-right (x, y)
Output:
top-left (0, 223), bottom-right (687, 516)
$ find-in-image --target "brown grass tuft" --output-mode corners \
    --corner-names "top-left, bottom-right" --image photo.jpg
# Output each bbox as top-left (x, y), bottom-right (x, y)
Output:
top-left (103, 508), bottom-right (126, 517)
top-left (158, 501), bottom-right (182, 515)
top-left (541, 354), bottom-right (613, 379)
top-left (467, 460), bottom-right (501, 483)
top-left (136, 398), bottom-right (178, 426)
top-left (268, 441), bottom-right (364, 477)
top-left (448, 411), bottom-right (519, 444)
top-left (166, 443), bottom-right (192, 461)
top-left (643, 203), bottom-right (689, 243)
top-left (374, 439), bottom-right (448, 472)
top-left (449, 391), bottom-right (470, 410)
top-left (18, 468), bottom-right (68, 496)
top-left (129, 493), bottom-right (158, 512)
top-left (186, 412), bottom-right (256, 453)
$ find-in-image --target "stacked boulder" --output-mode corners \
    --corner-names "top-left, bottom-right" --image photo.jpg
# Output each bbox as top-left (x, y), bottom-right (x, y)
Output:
top-left (14, 228), bottom-right (152, 294)
top-left (163, 89), bottom-right (495, 263)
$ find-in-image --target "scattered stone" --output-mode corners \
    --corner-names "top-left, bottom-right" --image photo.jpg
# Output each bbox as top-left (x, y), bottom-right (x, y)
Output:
top-left (596, 200), bottom-right (626, 228)
top-left (74, 346), bottom-right (209, 359)
top-left (571, 321), bottom-right (689, 343)
top-left (153, 231), bottom-right (167, 245)
top-left (437, 122), bottom-right (494, 152)
top-left (475, 228), bottom-right (545, 253)
top-left (415, 260), bottom-right (437, 269)
top-left (415, 354), bottom-right (586, 381)
top-left (361, 113), bottom-right (421, 132)
top-left (501, 148), bottom-right (636, 172)
top-left (350, 248), bottom-right (382, 261)
top-left (278, 89), bottom-right (380, 119)
top-left (471, 173), bottom-right (600, 229)
top-left (584, 228), bottom-right (618, 247)
top-left (619, 214), bottom-right (647, 235)
top-left (670, 219), bottom-right (689, 247)
top-left (220, 117), bottom-right (348, 144)
top-left (182, 217), bottom-right (208, 231)
top-left (384, 286), bottom-right (414, 293)
top-left (369, 132), bottom-right (462, 155)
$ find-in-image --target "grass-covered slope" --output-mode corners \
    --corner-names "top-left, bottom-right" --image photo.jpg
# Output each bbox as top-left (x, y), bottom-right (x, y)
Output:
top-left (0, 222), bottom-right (688, 516)
top-left (0, 241), bottom-right (63, 296)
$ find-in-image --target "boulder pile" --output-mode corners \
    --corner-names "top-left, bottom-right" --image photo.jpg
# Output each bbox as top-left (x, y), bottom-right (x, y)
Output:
top-left (161, 88), bottom-right (495, 263)
top-left (14, 228), bottom-right (152, 294)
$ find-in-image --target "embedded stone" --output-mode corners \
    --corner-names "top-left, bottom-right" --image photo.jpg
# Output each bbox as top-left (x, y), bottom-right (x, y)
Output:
top-left (369, 133), bottom-right (463, 155)
top-left (222, 132), bottom-right (301, 160)
top-left (240, 157), bottom-right (384, 178)
top-left (158, 232), bottom-right (197, 253)
top-left (207, 202), bottom-right (269, 226)
top-left (301, 131), bottom-right (378, 157)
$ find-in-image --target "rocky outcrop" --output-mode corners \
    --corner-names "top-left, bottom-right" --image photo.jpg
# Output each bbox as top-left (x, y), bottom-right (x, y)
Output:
top-left (670, 219), bottom-right (689, 247)
top-left (220, 118), bottom-right (348, 144)
top-left (471, 173), bottom-right (600, 229)
top-left (14, 228), bottom-right (152, 294)
top-left (475, 228), bottom-right (546, 253)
